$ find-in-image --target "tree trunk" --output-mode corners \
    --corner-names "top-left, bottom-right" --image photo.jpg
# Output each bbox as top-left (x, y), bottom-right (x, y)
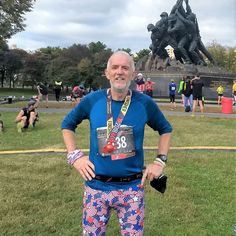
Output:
top-left (0, 69), bottom-right (5, 87)
top-left (9, 75), bottom-right (12, 88)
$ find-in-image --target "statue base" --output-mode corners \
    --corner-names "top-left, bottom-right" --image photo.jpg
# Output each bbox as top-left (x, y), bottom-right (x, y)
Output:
top-left (135, 59), bottom-right (235, 100)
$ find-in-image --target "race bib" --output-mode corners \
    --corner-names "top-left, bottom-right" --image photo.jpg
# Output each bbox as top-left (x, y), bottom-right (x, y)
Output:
top-left (97, 125), bottom-right (135, 160)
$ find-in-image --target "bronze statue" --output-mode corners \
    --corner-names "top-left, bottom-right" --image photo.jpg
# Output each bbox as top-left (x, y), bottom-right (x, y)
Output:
top-left (147, 0), bottom-right (216, 68)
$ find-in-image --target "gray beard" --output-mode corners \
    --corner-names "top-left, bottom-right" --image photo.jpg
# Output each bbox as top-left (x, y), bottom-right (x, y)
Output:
top-left (110, 80), bottom-right (131, 94)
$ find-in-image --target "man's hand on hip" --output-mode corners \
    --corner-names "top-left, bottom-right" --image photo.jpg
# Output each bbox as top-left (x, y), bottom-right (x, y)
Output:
top-left (73, 156), bottom-right (95, 181)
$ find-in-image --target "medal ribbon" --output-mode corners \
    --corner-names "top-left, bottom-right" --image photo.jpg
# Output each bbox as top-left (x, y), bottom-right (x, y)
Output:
top-left (103, 89), bottom-right (132, 153)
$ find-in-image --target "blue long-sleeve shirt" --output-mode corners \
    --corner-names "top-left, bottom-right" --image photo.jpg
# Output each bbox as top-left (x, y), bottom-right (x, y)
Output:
top-left (62, 89), bottom-right (172, 190)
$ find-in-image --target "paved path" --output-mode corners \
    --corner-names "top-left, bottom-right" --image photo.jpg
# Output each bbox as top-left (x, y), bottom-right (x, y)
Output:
top-left (1, 106), bottom-right (236, 118)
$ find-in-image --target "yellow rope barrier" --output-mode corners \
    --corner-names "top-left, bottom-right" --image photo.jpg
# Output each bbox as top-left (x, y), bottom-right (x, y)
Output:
top-left (0, 146), bottom-right (236, 155)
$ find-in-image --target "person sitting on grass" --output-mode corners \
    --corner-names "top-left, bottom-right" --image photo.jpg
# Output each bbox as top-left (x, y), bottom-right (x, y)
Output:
top-left (0, 113), bottom-right (3, 132)
top-left (15, 99), bottom-right (39, 133)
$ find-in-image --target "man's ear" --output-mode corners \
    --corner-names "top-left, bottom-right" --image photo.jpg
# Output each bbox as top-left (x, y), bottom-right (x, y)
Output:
top-left (104, 69), bottom-right (109, 80)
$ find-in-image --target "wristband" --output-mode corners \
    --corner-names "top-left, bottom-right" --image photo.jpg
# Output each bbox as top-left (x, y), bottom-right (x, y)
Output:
top-left (154, 158), bottom-right (166, 167)
top-left (67, 149), bottom-right (84, 165)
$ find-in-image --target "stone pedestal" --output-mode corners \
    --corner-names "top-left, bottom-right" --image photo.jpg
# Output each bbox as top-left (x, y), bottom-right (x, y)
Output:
top-left (135, 62), bottom-right (236, 99)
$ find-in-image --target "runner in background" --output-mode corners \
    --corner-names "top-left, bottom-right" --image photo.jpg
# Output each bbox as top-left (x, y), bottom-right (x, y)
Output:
top-left (169, 79), bottom-right (177, 110)
top-left (216, 83), bottom-right (224, 105)
top-left (54, 80), bottom-right (63, 102)
top-left (178, 76), bottom-right (186, 106)
top-left (135, 73), bottom-right (145, 93)
top-left (145, 77), bottom-right (155, 97)
top-left (37, 82), bottom-right (48, 108)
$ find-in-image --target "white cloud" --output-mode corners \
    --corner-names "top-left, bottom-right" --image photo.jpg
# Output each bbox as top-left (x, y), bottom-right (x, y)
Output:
top-left (8, 0), bottom-right (236, 52)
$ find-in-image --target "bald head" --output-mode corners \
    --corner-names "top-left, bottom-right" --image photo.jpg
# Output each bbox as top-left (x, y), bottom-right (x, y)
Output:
top-left (107, 51), bottom-right (135, 71)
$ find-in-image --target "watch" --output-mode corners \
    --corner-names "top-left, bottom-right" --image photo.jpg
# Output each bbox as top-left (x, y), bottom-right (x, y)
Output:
top-left (156, 154), bottom-right (168, 163)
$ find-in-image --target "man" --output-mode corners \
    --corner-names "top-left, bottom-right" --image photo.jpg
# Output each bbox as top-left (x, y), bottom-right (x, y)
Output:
top-left (183, 76), bottom-right (193, 112)
top-left (232, 80), bottom-right (236, 106)
top-left (37, 82), bottom-right (48, 108)
top-left (178, 77), bottom-right (185, 106)
top-left (191, 73), bottom-right (204, 116)
top-left (54, 80), bottom-right (63, 102)
top-left (145, 77), bottom-right (155, 97)
top-left (216, 84), bottom-right (224, 105)
top-left (169, 79), bottom-right (177, 110)
top-left (134, 73), bottom-right (145, 93)
top-left (15, 99), bottom-right (39, 133)
top-left (61, 51), bottom-right (172, 235)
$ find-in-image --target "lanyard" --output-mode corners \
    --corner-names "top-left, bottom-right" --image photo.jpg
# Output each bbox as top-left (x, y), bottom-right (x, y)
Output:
top-left (103, 89), bottom-right (132, 154)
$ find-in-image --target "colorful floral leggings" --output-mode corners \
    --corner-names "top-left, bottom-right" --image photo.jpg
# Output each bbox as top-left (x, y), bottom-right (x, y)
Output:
top-left (82, 185), bottom-right (145, 236)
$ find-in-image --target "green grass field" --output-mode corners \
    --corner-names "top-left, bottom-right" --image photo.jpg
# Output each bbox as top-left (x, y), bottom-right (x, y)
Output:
top-left (0, 88), bottom-right (37, 97)
top-left (0, 106), bottom-right (236, 235)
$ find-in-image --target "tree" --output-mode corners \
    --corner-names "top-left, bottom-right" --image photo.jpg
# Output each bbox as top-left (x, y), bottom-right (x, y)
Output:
top-left (78, 46), bottom-right (112, 90)
top-left (92, 49), bottom-right (112, 87)
top-left (88, 41), bottom-right (107, 54)
top-left (0, 0), bottom-right (35, 43)
top-left (0, 40), bottom-right (9, 87)
top-left (207, 41), bottom-right (236, 73)
top-left (78, 57), bottom-right (92, 87)
top-left (3, 49), bottom-right (27, 88)
top-left (44, 44), bottom-right (90, 87)
top-left (225, 47), bottom-right (236, 74)
top-left (206, 41), bottom-right (226, 68)
top-left (117, 48), bottom-right (132, 55)
top-left (134, 49), bottom-right (150, 63)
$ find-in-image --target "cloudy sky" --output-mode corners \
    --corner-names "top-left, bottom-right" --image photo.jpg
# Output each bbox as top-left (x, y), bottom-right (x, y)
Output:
top-left (8, 0), bottom-right (236, 52)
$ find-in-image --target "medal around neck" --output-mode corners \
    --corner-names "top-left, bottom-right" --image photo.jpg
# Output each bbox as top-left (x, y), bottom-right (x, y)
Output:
top-left (102, 142), bottom-right (116, 154)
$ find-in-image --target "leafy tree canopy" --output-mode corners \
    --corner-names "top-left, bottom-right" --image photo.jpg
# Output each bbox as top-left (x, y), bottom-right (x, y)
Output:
top-left (0, 0), bottom-right (35, 43)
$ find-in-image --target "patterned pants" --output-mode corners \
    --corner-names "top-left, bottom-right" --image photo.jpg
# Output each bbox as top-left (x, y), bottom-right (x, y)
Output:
top-left (82, 185), bottom-right (145, 236)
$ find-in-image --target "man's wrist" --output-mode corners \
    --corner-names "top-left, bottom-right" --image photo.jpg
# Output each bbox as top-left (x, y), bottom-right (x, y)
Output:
top-left (153, 160), bottom-right (165, 167)
top-left (155, 154), bottom-right (168, 166)
top-left (67, 149), bottom-right (84, 165)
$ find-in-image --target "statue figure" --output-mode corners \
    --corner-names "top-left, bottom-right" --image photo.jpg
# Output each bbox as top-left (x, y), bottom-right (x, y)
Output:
top-left (183, 0), bottom-right (216, 65)
top-left (146, 0), bottom-right (216, 68)
top-left (167, 13), bottom-right (192, 64)
top-left (147, 11), bottom-right (183, 70)
top-left (176, 10), bottom-right (204, 65)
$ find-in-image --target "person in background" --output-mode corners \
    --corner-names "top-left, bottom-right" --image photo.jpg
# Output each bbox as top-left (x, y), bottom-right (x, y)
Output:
top-left (191, 73), bottom-right (204, 116)
top-left (71, 85), bottom-right (84, 105)
top-left (54, 80), bottom-right (63, 102)
top-left (216, 83), bottom-right (224, 105)
top-left (232, 80), bottom-right (236, 106)
top-left (0, 114), bottom-right (3, 132)
top-left (37, 82), bottom-right (48, 108)
top-left (169, 79), bottom-right (177, 110)
top-left (15, 99), bottom-right (39, 133)
top-left (183, 76), bottom-right (193, 112)
top-left (145, 77), bottom-right (155, 97)
top-left (135, 73), bottom-right (145, 93)
top-left (61, 51), bottom-right (172, 235)
top-left (178, 76), bottom-right (186, 106)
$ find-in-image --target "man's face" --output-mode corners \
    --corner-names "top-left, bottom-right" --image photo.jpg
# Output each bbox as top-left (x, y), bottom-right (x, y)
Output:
top-left (105, 54), bottom-right (135, 93)
top-left (137, 75), bottom-right (143, 80)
